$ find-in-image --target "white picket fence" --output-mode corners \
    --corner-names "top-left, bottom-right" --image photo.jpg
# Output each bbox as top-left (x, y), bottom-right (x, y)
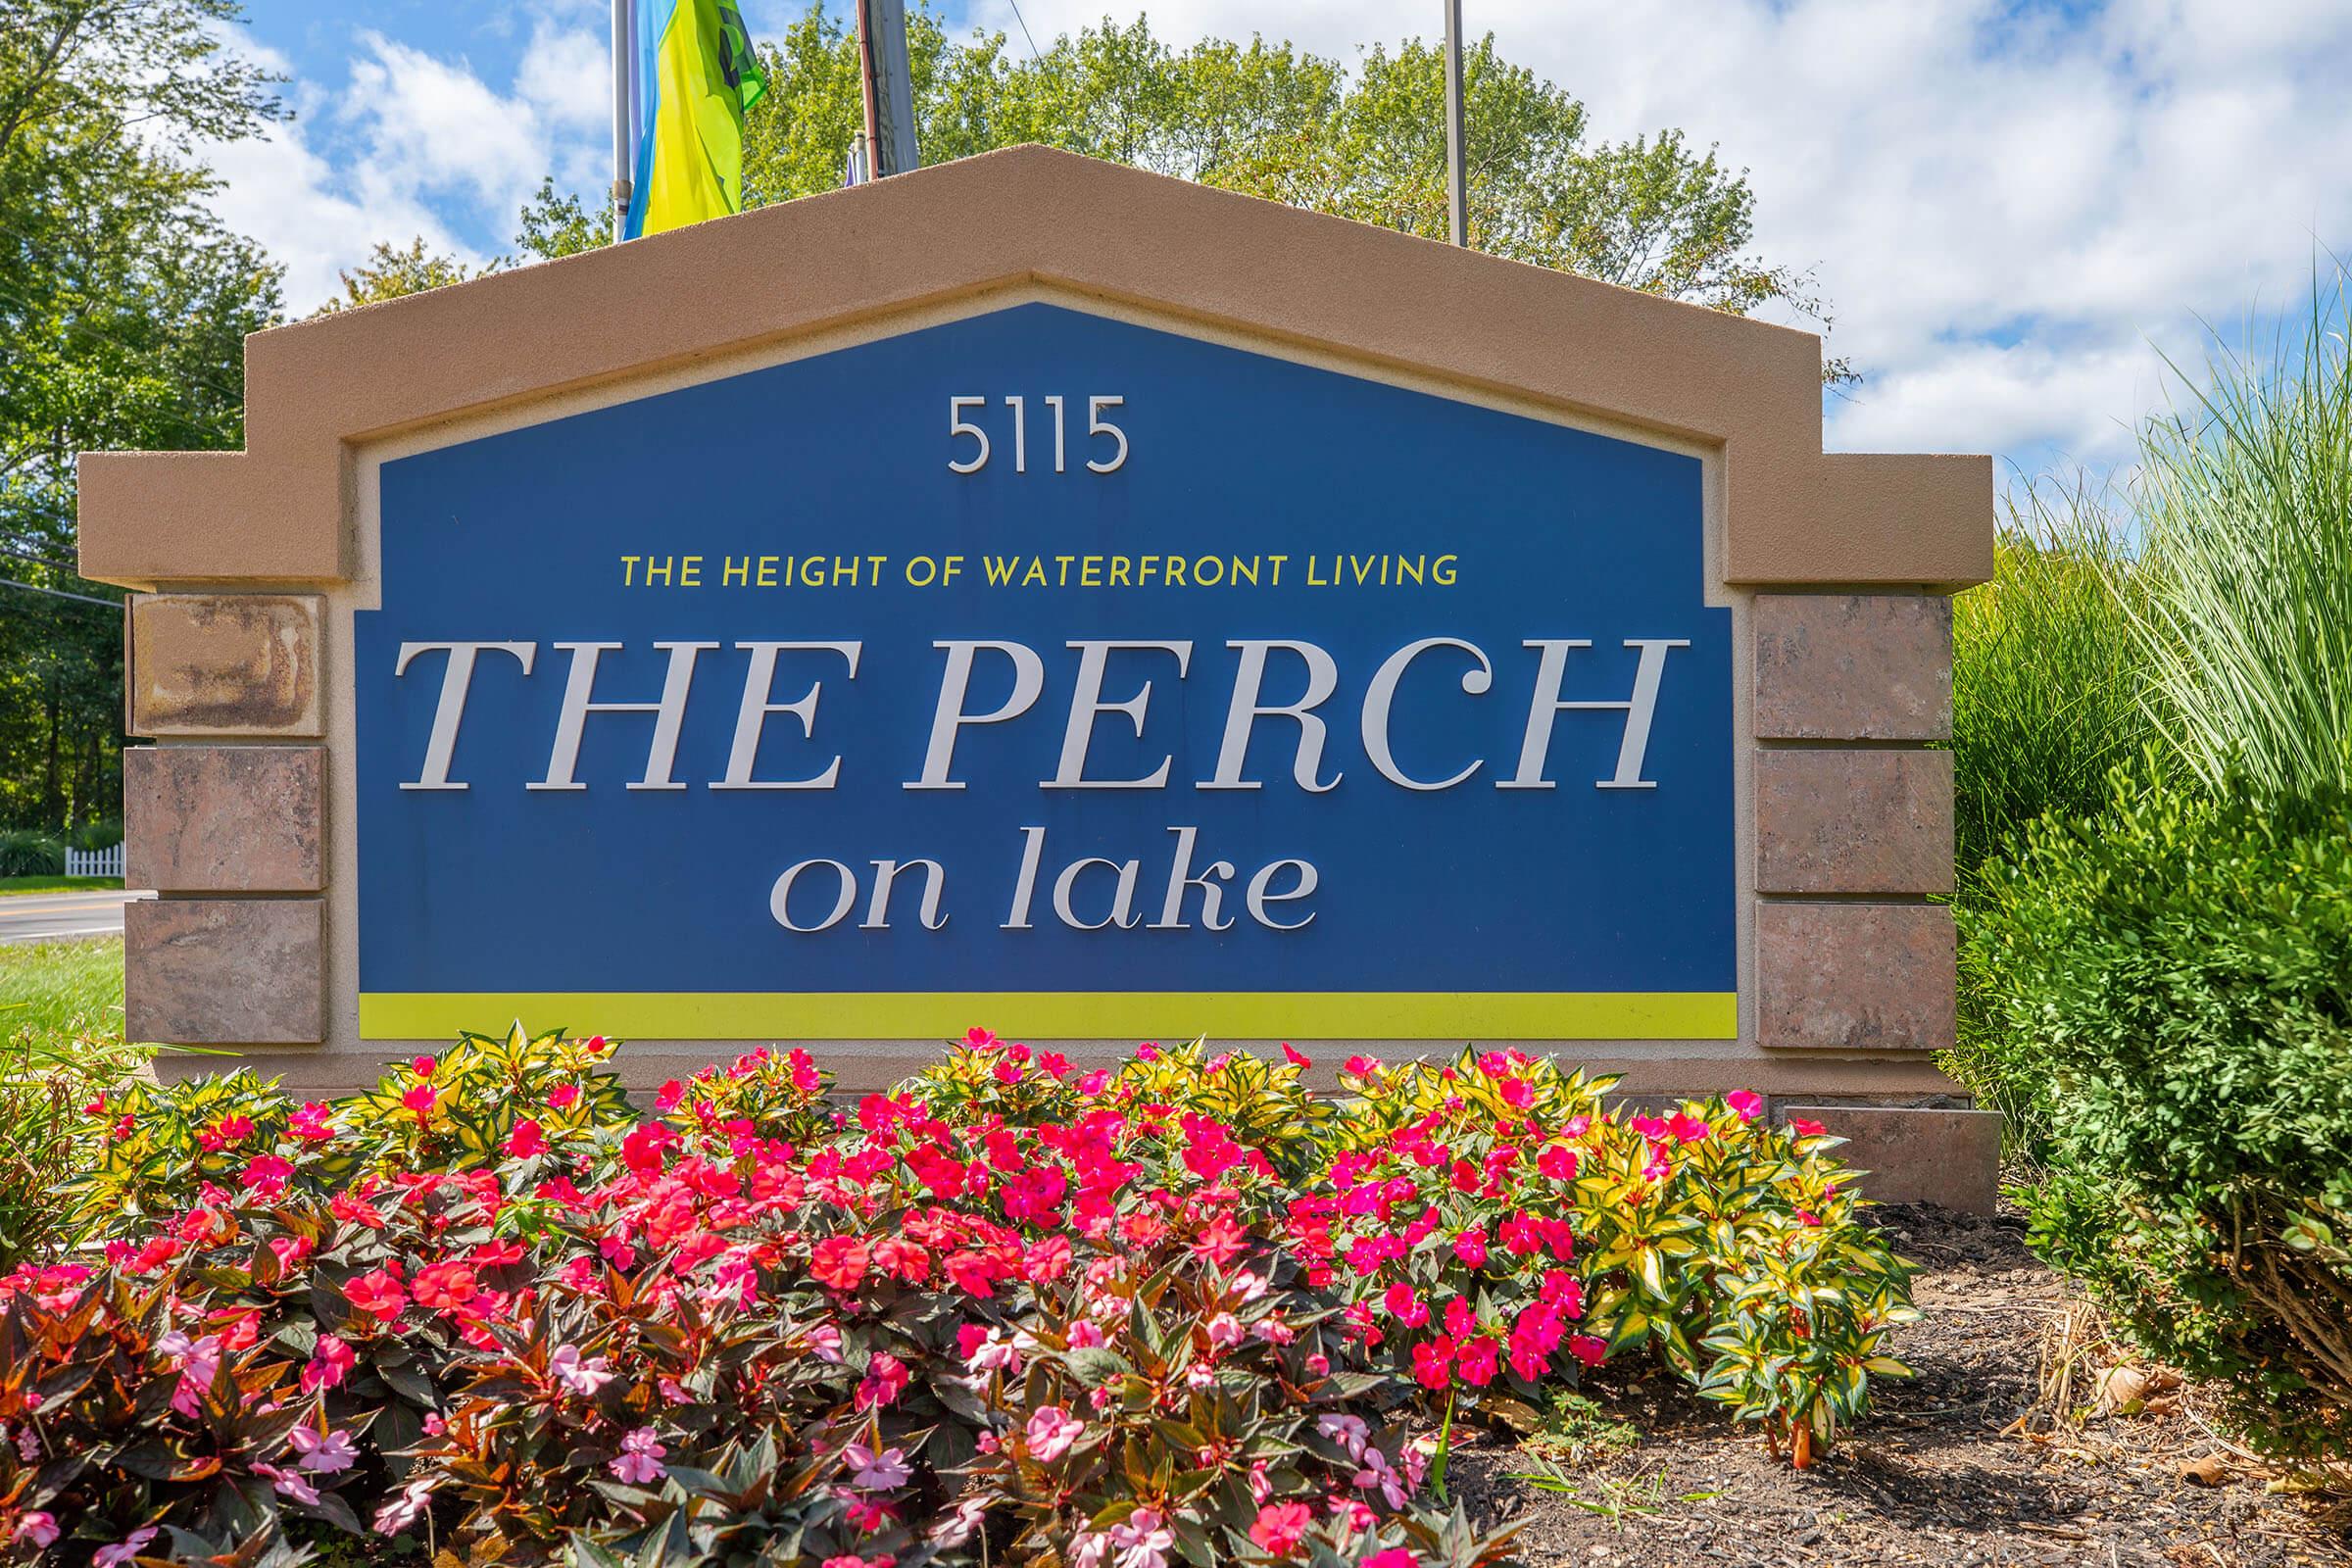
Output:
top-left (66, 843), bottom-right (123, 878)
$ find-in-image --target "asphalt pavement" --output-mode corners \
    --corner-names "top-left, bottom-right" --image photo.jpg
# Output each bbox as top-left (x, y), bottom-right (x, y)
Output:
top-left (0, 890), bottom-right (150, 945)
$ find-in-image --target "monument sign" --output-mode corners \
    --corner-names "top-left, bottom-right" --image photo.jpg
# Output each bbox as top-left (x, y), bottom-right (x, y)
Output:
top-left (80, 148), bottom-right (1997, 1199)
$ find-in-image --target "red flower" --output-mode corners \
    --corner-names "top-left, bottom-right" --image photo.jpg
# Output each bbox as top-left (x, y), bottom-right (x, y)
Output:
top-left (1281, 1044), bottom-right (1312, 1069)
top-left (1727, 1089), bottom-right (1764, 1121)
top-left (1021, 1234), bottom-right (1072, 1281)
top-left (873, 1236), bottom-right (931, 1283)
top-left (400, 1084), bottom-right (435, 1117)
top-left (810, 1236), bottom-right (870, 1293)
top-left (547, 1083), bottom-right (581, 1109)
top-left (1382, 1281), bottom-right (1430, 1328)
top-left (411, 1261), bottom-right (478, 1312)
top-left (1568, 1334), bottom-right (1607, 1368)
top-left (344, 1266), bottom-right (408, 1320)
top-left (412, 1054), bottom-right (437, 1078)
top-left (1363, 1550), bottom-right (1421, 1568)
top-left (620, 1122), bottom-right (678, 1174)
top-left (1454, 1335), bottom-right (1500, 1386)
top-left (1788, 1117), bottom-right (1827, 1138)
top-left (654, 1079), bottom-right (686, 1112)
top-left (1191, 1212), bottom-right (1249, 1267)
top-left (1249, 1501), bottom-right (1314, 1556)
top-left (504, 1118), bottom-right (547, 1157)
top-left (1411, 1339), bottom-right (1453, 1390)
top-left (1452, 1228), bottom-right (1489, 1268)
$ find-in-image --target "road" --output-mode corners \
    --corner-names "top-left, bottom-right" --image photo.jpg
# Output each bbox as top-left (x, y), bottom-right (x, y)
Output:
top-left (0, 890), bottom-right (150, 945)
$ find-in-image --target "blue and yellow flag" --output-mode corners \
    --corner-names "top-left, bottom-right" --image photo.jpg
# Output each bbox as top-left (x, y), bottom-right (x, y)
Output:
top-left (624, 0), bottom-right (765, 238)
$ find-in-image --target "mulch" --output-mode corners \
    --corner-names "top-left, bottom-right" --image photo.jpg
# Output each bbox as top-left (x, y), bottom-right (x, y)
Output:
top-left (1446, 1202), bottom-right (2352, 1566)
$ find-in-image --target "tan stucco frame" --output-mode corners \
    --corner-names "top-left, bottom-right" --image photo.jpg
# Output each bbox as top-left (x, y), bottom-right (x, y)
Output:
top-left (85, 144), bottom-right (1988, 1111)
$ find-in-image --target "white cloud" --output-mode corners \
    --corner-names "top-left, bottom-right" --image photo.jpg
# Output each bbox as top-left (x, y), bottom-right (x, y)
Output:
top-left (199, 18), bottom-right (613, 313)
top-left (959, 0), bottom-right (2352, 478)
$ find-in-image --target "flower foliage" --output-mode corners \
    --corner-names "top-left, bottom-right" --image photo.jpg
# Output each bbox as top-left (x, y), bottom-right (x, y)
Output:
top-left (1, 1027), bottom-right (1913, 1564)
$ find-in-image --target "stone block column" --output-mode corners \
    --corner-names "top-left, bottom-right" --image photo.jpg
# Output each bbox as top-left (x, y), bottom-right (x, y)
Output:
top-left (1752, 593), bottom-right (1956, 1056)
top-left (122, 594), bottom-right (329, 1047)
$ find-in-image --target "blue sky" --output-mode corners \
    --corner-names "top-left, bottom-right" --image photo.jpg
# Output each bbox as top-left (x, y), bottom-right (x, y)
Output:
top-left (203, 0), bottom-right (2352, 491)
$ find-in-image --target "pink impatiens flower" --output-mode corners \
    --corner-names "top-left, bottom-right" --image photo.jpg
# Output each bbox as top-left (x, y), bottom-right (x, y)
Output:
top-left (288, 1424), bottom-right (359, 1473)
top-left (609, 1427), bottom-right (666, 1484)
top-left (12, 1514), bottom-right (59, 1549)
top-left (372, 1477), bottom-right (437, 1534)
top-left (1109, 1506), bottom-right (1175, 1568)
top-left (857, 1350), bottom-right (909, 1409)
top-left (549, 1344), bottom-right (615, 1396)
top-left (1025, 1404), bottom-right (1084, 1462)
top-left (1727, 1089), bottom-right (1764, 1121)
top-left (841, 1442), bottom-right (910, 1491)
top-left (254, 1461), bottom-right (320, 1505)
top-left (93, 1528), bottom-right (157, 1567)
top-left (156, 1330), bottom-right (221, 1417)
top-left (303, 1332), bottom-right (356, 1393)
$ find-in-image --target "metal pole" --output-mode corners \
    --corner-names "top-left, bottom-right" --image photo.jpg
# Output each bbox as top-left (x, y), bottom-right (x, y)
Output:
top-left (855, 0), bottom-right (884, 176)
top-left (611, 0), bottom-right (634, 240)
top-left (864, 0), bottom-right (920, 176)
top-left (1444, 0), bottom-right (1467, 247)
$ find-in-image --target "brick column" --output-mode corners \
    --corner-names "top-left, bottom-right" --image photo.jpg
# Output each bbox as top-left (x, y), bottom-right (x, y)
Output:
top-left (122, 594), bottom-right (329, 1046)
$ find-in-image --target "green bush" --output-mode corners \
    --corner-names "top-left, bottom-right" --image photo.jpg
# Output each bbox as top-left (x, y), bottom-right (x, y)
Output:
top-left (0, 940), bottom-right (143, 1268)
top-left (66, 819), bottom-right (122, 853)
top-left (0, 829), bottom-right (65, 877)
top-left (1965, 777), bottom-right (2352, 1461)
top-left (1950, 491), bottom-right (2157, 882)
top-left (1946, 498), bottom-right (2165, 1143)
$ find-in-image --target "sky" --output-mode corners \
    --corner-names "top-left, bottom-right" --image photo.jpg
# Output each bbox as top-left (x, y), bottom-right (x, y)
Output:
top-left (205, 0), bottom-right (2352, 491)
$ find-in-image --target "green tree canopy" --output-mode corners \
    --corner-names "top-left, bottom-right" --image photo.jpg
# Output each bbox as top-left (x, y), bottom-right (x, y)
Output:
top-left (0, 0), bottom-right (285, 829)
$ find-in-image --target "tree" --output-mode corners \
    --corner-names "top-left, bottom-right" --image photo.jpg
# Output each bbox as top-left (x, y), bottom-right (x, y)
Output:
top-left (733, 9), bottom-right (1840, 358)
top-left (311, 238), bottom-right (477, 317)
top-left (0, 0), bottom-right (285, 830)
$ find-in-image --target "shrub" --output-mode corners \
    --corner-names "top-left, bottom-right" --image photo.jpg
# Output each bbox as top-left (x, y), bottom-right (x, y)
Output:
top-left (1950, 491), bottom-right (2156, 883)
top-left (0, 1028), bottom-right (1916, 1562)
top-left (0, 942), bottom-right (142, 1268)
top-left (1966, 777), bottom-right (2352, 1461)
top-left (0, 831), bottom-right (64, 878)
top-left (66, 820), bottom-right (122, 854)
top-left (1322, 1051), bottom-right (1915, 1467)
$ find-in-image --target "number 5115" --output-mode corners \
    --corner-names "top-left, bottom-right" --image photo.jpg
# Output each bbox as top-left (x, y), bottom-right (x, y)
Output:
top-left (949, 395), bottom-right (1127, 474)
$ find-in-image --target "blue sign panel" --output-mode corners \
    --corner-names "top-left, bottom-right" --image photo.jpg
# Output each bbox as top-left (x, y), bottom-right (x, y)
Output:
top-left (355, 303), bottom-right (1734, 1041)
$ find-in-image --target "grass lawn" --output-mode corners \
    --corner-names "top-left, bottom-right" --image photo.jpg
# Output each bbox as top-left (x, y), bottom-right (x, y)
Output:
top-left (1, 934), bottom-right (125, 1054)
top-left (0, 875), bottom-right (122, 896)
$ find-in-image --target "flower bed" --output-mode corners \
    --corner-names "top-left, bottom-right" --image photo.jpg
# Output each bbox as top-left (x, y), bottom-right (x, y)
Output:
top-left (0, 1029), bottom-right (1917, 1565)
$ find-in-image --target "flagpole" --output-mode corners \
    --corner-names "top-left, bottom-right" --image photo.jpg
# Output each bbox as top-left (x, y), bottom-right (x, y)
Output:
top-left (611, 0), bottom-right (634, 240)
top-left (1444, 0), bottom-right (1467, 247)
